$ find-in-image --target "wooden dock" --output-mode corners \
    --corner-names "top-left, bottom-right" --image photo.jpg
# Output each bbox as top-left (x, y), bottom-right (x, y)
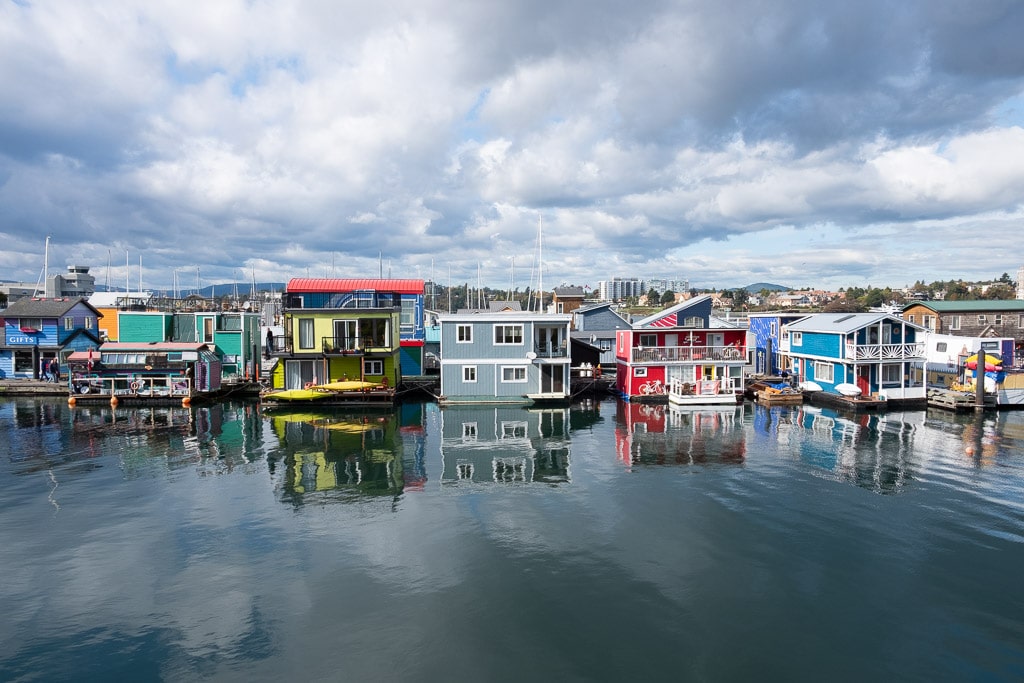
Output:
top-left (927, 388), bottom-right (997, 412)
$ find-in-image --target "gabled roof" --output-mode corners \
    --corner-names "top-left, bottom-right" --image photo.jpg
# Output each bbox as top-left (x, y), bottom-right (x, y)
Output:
top-left (2, 297), bottom-right (100, 318)
top-left (286, 278), bottom-right (424, 294)
top-left (633, 295), bottom-right (711, 328)
top-left (904, 299), bottom-right (1024, 313)
top-left (552, 286), bottom-right (585, 297)
top-left (786, 312), bottom-right (925, 334)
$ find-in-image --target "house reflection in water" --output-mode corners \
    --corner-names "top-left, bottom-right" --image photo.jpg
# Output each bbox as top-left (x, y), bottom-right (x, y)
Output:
top-left (614, 400), bottom-right (747, 467)
top-left (269, 406), bottom-right (422, 503)
top-left (440, 405), bottom-right (572, 485)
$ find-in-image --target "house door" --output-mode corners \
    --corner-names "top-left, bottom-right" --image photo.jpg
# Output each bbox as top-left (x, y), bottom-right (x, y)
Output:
top-left (856, 367), bottom-right (871, 396)
top-left (285, 359), bottom-right (317, 389)
top-left (708, 333), bottom-right (724, 351)
top-left (540, 365), bottom-right (564, 394)
top-left (334, 320), bottom-right (357, 351)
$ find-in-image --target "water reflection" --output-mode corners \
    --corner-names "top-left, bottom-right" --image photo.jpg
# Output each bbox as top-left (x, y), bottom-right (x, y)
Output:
top-left (439, 405), bottom-right (572, 485)
top-left (614, 401), bottom-right (747, 467)
top-left (760, 403), bottom-right (930, 494)
top-left (267, 403), bottom-right (428, 504)
top-left (1, 398), bottom-right (265, 478)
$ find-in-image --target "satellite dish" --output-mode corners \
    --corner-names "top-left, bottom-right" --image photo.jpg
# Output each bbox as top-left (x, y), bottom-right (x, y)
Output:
top-left (526, 351), bottom-right (537, 359)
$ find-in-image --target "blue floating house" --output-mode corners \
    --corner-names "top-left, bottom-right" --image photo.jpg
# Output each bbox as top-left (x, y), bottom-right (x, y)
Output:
top-left (782, 312), bottom-right (928, 403)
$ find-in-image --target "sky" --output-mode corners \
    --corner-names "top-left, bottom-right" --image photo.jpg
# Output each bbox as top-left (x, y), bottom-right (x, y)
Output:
top-left (2, 0), bottom-right (1024, 294)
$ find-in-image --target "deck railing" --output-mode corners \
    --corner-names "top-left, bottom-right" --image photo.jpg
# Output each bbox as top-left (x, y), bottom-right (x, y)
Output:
top-left (668, 376), bottom-right (741, 396)
top-left (631, 345), bottom-right (745, 364)
top-left (845, 342), bottom-right (926, 360)
top-left (534, 341), bottom-right (569, 358)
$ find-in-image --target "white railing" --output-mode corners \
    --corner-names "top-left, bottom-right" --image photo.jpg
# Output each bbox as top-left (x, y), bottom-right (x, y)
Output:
top-left (668, 376), bottom-right (741, 396)
top-left (632, 345), bottom-right (744, 363)
top-left (845, 342), bottom-right (926, 360)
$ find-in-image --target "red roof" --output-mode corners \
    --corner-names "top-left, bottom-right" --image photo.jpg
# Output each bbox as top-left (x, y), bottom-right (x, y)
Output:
top-left (287, 278), bottom-right (424, 294)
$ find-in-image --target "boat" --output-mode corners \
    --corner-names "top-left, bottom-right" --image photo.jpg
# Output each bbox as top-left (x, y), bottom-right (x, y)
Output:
top-left (754, 382), bottom-right (804, 405)
top-left (314, 380), bottom-right (382, 392)
top-left (835, 383), bottom-right (862, 397)
top-left (799, 381), bottom-right (823, 392)
top-left (262, 388), bottom-right (332, 402)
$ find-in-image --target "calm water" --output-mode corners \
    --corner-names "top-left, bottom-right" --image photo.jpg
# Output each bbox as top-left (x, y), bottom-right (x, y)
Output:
top-left (1, 397), bottom-right (1023, 682)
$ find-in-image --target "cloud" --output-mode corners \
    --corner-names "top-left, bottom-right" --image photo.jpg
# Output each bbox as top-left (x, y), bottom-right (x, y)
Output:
top-left (2, 0), bottom-right (1024, 292)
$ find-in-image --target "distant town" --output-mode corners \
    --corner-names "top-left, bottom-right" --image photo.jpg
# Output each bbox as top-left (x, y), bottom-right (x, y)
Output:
top-left (3, 265), bottom-right (1024, 313)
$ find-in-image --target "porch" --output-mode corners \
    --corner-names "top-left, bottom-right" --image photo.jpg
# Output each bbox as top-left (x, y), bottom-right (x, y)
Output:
top-left (632, 345), bottom-right (745, 363)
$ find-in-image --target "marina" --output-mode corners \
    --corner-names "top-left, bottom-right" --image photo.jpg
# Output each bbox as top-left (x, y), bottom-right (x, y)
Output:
top-left (2, 395), bottom-right (1023, 681)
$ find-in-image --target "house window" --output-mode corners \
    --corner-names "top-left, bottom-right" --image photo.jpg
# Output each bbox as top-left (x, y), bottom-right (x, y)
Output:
top-left (770, 321), bottom-right (777, 336)
top-left (978, 315), bottom-right (987, 324)
top-left (907, 315), bottom-right (915, 324)
top-left (203, 317), bottom-right (214, 343)
top-left (949, 315), bottom-right (960, 330)
top-left (298, 319), bottom-right (315, 349)
top-left (994, 314), bottom-right (1003, 325)
top-left (1019, 315), bottom-right (1024, 328)
top-left (19, 317), bottom-right (42, 331)
top-left (463, 365), bottom-right (477, 382)
top-left (400, 299), bottom-right (415, 329)
top-left (457, 324), bottom-right (473, 343)
top-left (494, 325), bottom-right (524, 345)
top-left (64, 318), bottom-right (73, 330)
top-left (813, 361), bottom-right (833, 383)
top-left (922, 315), bottom-right (935, 330)
top-left (85, 317), bottom-right (94, 329)
top-left (684, 316), bottom-right (704, 328)
top-left (881, 363), bottom-right (902, 386)
top-left (360, 318), bottom-right (389, 348)
top-left (364, 359), bottom-right (383, 375)
top-left (639, 334), bottom-right (657, 348)
top-left (457, 462), bottom-right (474, 479)
top-left (462, 423), bottom-right (477, 439)
top-left (792, 332), bottom-right (802, 345)
top-left (501, 366), bottom-right (527, 382)
top-left (634, 366), bottom-right (648, 378)
top-left (557, 302), bottom-right (564, 313)
top-left (936, 342), bottom-right (948, 353)
top-left (599, 339), bottom-right (612, 350)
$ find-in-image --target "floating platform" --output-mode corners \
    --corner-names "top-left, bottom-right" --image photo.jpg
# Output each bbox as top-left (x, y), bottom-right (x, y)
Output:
top-left (755, 386), bottom-right (805, 406)
top-left (927, 388), bottom-right (997, 412)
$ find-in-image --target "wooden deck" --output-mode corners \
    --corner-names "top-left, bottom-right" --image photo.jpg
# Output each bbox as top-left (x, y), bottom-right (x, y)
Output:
top-left (927, 388), bottom-right (997, 412)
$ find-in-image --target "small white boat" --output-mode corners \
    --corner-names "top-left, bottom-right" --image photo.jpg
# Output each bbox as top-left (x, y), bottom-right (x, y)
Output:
top-left (835, 383), bottom-right (862, 397)
top-left (799, 381), bottom-right (823, 393)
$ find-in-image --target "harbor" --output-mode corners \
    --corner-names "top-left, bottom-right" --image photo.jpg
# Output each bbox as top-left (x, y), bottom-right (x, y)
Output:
top-left (2, 395), bottom-right (1023, 681)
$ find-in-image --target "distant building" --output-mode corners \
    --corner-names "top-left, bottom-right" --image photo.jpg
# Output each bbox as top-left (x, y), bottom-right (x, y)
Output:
top-left (551, 286), bottom-right (586, 319)
top-left (597, 278), bottom-right (645, 302)
top-left (645, 278), bottom-right (689, 296)
top-left (0, 265), bottom-right (96, 302)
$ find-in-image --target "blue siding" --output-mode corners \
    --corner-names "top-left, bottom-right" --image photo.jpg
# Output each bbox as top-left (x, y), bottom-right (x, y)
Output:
top-left (795, 331), bottom-right (841, 358)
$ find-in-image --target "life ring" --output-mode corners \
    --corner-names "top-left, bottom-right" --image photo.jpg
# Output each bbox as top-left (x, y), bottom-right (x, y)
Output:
top-left (80, 384), bottom-right (90, 394)
top-left (130, 381), bottom-right (140, 392)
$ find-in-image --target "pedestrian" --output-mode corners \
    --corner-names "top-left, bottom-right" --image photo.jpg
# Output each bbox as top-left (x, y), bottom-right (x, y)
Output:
top-left (49, 357), bottom-right (60, 384)
top-left (40, 357), bottom-right (49, 382)
top-left (265, 328), bottom-right (274, 358)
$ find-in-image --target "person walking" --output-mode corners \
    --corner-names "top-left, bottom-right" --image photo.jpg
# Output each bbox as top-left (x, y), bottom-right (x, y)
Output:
top-left (49, 357), bottom-right (60, 384)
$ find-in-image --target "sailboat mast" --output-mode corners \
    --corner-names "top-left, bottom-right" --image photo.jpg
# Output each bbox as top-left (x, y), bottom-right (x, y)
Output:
top-left (537, 215), bottom-right (543, 312)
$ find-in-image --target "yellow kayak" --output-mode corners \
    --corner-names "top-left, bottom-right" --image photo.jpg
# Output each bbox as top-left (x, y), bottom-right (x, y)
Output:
top-left (313, 380), bottom-right (384, 392)
top-left (262, 389), bottom-right (331, 401)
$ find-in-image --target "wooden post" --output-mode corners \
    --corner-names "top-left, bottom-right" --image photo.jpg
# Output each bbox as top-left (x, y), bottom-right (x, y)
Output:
top-left (974, 350), bottom-right (986, 411)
